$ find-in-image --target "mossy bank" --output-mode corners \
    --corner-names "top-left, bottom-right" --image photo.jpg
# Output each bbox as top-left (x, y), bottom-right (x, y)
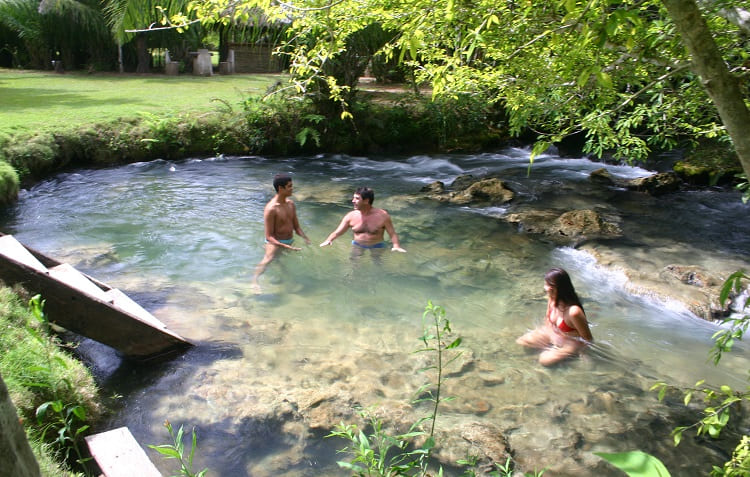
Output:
top-left (0, 92), bottom-right (509, 205)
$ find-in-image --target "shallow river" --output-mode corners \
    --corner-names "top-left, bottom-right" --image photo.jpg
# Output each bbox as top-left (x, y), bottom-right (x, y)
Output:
top-left (2, 148), bottom-right (749, 476)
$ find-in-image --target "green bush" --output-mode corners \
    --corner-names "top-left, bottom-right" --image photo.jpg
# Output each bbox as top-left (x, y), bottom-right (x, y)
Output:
top-left (0, 161), bottom-right (20, 205)
top-left (0, 91), bottom-right (509, 196)
top-left (2, 133), bottom-right (60, 179)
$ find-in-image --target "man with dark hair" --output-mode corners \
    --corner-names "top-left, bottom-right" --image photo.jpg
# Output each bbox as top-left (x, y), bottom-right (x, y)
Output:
top-left (252, 173), bottom-right (310, 288)
top-left (320, 186), bottom-right (406, 254)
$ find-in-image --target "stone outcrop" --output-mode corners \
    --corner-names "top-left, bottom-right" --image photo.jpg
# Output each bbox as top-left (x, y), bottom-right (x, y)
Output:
top-left (622, 171), bottom-right (682, 195)
top-left (581, 244), bottom-right (733, 320)
top-left (505, 208), bottom-right (622, 245)
top-left (421, 176), bottom-right (514, 205)
top-left (589, 169), bottom-right (683, 196)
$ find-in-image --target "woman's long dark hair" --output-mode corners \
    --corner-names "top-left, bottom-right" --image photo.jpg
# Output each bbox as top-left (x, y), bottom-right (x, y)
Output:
top-left (545, 268), bottom-right (585, 313)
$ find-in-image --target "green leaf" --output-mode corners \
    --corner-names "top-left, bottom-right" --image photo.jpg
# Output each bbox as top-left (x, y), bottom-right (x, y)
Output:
top-left (683, 391), bottom-right (692, 406)
top-left (446, 337), bottom-right (462, 349)
top-left (658, 386), bottom-right (667, 402)
top-left (596, 71), bottom-right (613, 89)
top-left (36, 402), bottom-right (52, 422)
top-left (594, 450), bottom-right (671, 476)
top-left (148, 445), bottom-right (182, 459)
top-left (529, 141), bottom-right (551, 164)
top-left (577, 68), bottom-right (591, 87)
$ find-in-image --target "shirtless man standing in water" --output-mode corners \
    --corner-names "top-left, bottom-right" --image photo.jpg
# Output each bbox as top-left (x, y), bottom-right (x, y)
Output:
top-left (319, 187), bottom-right (406, 254)
top-left (252, 174), bottom-right (310, 288)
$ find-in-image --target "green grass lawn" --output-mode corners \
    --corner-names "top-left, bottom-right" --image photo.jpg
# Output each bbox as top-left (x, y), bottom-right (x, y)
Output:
top-left (0, 69), bottom-right (281, 135)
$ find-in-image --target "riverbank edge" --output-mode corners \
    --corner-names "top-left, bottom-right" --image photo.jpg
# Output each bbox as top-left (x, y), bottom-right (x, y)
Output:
top-left (1, 90), bottom-right (743, 207)
top-left (0, 92), bottom-right (511, 205)
top-left (0, 284), bottom-right (102, 476)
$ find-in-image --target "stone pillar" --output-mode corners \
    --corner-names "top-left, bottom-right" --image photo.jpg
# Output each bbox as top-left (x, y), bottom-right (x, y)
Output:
top-left (228, 49), bottom-right (235, 73)
top-left (192, 49), bottom-right (213, 76)
top-left (164, 50), bottom-right (179, 75)
top-left (0, 372), bottom-right (40, 477)
top-left (165, 62), bottom-right (179, 75)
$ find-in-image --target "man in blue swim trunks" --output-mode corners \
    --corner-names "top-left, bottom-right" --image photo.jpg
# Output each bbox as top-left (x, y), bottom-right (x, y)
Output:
top-left (319, 186), bottom-right (406, 254)
top-left (252, 173), bottom-right (311, 288)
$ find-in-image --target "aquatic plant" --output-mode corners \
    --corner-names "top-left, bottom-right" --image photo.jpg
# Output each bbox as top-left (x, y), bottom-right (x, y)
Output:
top-left (149, 420), bottom-right (208, 477)
top-left (328, 301), bottom-right (541, 476)
top-left (459, 455), bottom-right (546, 477)
top-left (328, 301), bottom-right (460, 475)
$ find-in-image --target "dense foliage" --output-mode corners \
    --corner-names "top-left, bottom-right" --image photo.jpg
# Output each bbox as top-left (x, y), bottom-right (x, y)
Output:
top-left (179, 0), bottom-right (749, 173)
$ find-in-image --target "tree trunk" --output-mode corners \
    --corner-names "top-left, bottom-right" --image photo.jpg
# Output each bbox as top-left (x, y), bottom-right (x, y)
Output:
top-left (218, 24), bottom-right (229, 63)
top-left (663, 0), bottom-right (750, 178)
top-left (135, 32), bottom-right (150, 73)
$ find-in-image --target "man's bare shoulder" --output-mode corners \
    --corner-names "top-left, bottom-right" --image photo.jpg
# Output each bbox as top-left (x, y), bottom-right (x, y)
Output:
top-left (374, 208), bottom-right (391, 220)
top-left (264, 197), bottom-right (282, 214)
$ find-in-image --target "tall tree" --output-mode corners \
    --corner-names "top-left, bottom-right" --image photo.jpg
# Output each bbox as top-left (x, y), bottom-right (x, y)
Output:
top-left (178, 0), bottom-right (750, 178)
top-left (663, 0), bottom-right (750, 179)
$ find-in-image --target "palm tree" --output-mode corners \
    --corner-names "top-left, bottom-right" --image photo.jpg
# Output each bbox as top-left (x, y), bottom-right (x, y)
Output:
top-left (0, 0), bottom-right (114, 69)
top-left (102, 0), bottom-right (196, 73)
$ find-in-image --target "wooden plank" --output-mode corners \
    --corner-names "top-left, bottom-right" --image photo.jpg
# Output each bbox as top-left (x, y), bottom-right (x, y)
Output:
top-left (0, 234), bottom-right (193, 361)
top-left (85, 427), bottom-right (162, 477)
top-left (48, 263), bottom-right (109, 301)
top-left (0, 235), bottom-right (47, 272)
top-left (103, 288), bottom-right (166, 329)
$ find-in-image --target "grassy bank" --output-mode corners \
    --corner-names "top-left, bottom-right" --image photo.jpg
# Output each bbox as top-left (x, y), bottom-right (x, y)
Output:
top-left (0, 285), bottom-right (101, 475)
top-left (0, 69), bottom-right (508, 205)
top-left (0, 69), bottom-right (281, 135)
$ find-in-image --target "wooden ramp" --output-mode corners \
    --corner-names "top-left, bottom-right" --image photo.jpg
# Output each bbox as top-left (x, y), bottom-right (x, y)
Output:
top-left (0, 234), bottom-right (192, 361)
top-left (85, 427), bottom-right (162, 477)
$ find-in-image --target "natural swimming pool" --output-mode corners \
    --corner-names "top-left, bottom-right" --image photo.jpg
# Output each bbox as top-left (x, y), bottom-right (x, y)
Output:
top-left (2, 148), bottom-right (749, 475)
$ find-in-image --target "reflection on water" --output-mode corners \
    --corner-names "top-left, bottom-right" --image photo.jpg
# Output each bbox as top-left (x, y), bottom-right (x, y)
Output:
top-left (2, 149), bottom-right (749, 476)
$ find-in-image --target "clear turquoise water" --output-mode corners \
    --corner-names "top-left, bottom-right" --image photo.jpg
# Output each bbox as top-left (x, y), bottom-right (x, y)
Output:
top-left (2, 149), bottom-right (749, 476)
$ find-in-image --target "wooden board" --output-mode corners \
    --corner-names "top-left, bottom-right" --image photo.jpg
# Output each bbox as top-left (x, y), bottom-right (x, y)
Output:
top-left (0, 234), bottom-right (192, 361)
top-left (85, 427), bottom-right (162, 477)
top-left (0, 234), bottom-right (46, 272)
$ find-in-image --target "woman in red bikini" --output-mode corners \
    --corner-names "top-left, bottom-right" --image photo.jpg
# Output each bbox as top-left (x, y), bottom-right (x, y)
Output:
top-left (516, 268), bottom-right (593, 366)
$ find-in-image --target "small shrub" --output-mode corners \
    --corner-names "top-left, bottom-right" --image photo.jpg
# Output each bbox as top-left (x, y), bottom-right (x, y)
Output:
top-left (0, 161), bottom-right (20, 204)
top-left (3, 133), bottom-right (60, 178)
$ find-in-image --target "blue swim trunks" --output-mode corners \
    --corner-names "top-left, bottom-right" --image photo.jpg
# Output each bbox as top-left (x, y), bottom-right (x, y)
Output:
top-left (265, 238), bottom-right (294, 245)
top-left (352, 240), bottom-right (386, 249)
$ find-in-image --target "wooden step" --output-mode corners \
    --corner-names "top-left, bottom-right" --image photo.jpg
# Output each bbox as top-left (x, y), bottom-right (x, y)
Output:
top-left (103, 288), bottom-right (165, 328)
top-left (0, 235), bottom-right (47, 272)
top-left (47, 263), bottom-right (109, 302)
top-left (85, 427), bottom-right (162, 477)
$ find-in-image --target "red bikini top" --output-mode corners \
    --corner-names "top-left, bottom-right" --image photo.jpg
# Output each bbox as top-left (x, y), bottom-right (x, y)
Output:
top-left (550, 314), bottom-right (575, 333)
